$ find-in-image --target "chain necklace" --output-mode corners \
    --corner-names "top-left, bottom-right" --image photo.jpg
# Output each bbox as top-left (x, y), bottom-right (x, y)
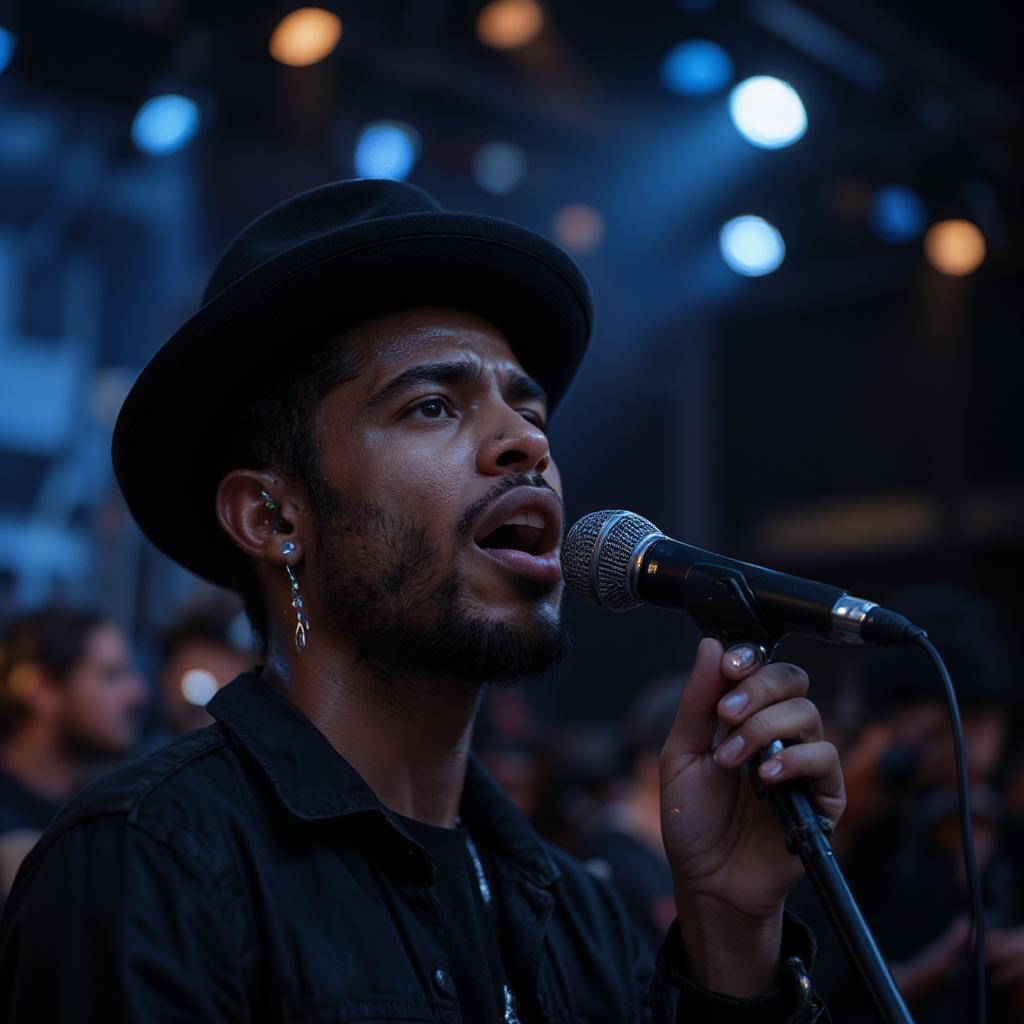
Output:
top-left (459, 820), bottom-right (521, 1024)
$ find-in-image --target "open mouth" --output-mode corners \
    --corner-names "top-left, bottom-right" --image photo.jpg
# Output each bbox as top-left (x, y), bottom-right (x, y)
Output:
top-left (478, 511), bottom-right (548, 556)
top-left (472, 489), bottom-right (563, 585)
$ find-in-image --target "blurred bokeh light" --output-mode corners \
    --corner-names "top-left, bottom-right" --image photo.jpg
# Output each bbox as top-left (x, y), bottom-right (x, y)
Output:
top-left (719, 215), bottom-right (786, 275)
top-left (268, 7), bottom-right (343, 67)
top-left (130, 95), bottom-right (201, 156)
top-left (728, 76), bottom-right (807, 149)
top-left (870, 185), bottom-right (927, 244)
top-left (552, 204), bottom-right (605, 254)
top-left (181, 669), bottom-right (219, 707)
top-left (924, 219), bottom-right (987, 276)
top-left (472, 141), bottom-right (528, 194)
top-left (353, 121), bottom-right (420, 180)
top-left (660, 40), bottom-right (733, 96)
top-left (0, 27), bottom-right (15, 76)
top-left (476, 0), bottom-right (545, 50)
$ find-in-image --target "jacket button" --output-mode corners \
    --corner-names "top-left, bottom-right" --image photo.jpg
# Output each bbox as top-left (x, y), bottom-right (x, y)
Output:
top-left (433, 968), bottom-right (455, 996)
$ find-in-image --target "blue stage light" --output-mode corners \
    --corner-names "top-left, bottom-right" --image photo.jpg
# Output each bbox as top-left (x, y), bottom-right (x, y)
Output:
top-left (472, 141), bottom-right (527, 194)
top-left (354, 121), bottom-right (420, 181)
top-left (131, 95), bottom-right (200, 155)
top-left (870, 185), bottom-right (927, 244)
top-left (0, 27), bottom-right (16, 76)
top-left (661, 40), bottom-right (733, 97)
top-left (719, 215), bottom-right (785, 276)
top-left (728, 76), bottom-right (806, 149)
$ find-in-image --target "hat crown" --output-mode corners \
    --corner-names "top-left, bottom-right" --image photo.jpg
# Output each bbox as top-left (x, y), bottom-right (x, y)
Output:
top-left (203, 179), bottom-right (443, 306)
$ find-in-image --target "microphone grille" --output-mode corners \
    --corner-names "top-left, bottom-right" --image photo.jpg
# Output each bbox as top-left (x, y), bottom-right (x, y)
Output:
top-left (561, 510), bottom-right (663, 610)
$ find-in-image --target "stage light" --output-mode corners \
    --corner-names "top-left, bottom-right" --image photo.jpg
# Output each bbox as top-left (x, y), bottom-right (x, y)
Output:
top-left (719, 215), bottom-right (785, 276)
top-left (477, 0), bottom-right (544, 50)
top-left (354, 121), bottom-right (420, 181)
top-left (552, 204), bottom-right (604, 254)
top-left (924, 219), bottom-right (986, 276)
top-left (0, 27), bottom-right (17, 76)
top-left (870, 185), bottom-right (927, 244)
top-left (181, 669), bottom-right (219, 707)
top-left (728, 76), bottom-right (806, 149)
top-left (472, 141), bottom-right (527, 194)
top-left (269, 8), bottom-right (342, 67)
top-left (661, 40), bottom-right (733, 96)
top-left (131, 95), bottom-right (200, 156)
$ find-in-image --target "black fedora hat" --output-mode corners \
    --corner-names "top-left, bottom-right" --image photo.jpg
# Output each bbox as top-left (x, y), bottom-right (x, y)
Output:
top-left (112, 178), bottom-right (593, 587)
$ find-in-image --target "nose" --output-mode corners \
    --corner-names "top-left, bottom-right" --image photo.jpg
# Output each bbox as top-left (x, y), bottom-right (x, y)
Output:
top-left (477, 404), bottom-right (551, 477)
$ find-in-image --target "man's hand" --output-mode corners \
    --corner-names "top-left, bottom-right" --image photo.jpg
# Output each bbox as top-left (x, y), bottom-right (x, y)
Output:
top-left (660, 638), bottom-right (846, 995)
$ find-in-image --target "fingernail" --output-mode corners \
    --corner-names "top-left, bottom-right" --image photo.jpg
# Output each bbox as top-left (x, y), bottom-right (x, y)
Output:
top-left (721, 691), bottom-right (748, 716)
top-left (716, 734), bottom-right (745, 765)
top-left (726, 646), bottom-right (757, 672)
top-left (760, 758), bottom-right (783, 779)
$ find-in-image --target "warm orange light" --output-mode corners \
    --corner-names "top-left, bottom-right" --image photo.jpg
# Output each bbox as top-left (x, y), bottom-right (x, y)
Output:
top-left (476, 0), bottom-right (544, 50)
top-left (924, 219), bottom-right (986, 277)
top-left (269, 7), bottom-right (342, 67)
top-left (552, 204), bottom-right (604, 254)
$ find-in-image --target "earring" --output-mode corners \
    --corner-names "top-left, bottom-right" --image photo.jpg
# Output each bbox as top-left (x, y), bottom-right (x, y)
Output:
top-left (281, 541), bottom-right (310, 652)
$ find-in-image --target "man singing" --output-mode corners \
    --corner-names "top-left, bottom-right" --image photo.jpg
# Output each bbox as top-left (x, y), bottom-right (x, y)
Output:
top-left (0, 180), bottom-right (844, 1021)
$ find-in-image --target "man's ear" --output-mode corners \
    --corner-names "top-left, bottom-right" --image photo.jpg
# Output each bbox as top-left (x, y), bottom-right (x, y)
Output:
top-left (215, 470), bottom-right (310, 568)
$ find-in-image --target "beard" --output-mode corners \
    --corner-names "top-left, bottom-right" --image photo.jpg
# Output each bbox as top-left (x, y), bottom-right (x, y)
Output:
top-left (309, 473), bottom-right (570, 690)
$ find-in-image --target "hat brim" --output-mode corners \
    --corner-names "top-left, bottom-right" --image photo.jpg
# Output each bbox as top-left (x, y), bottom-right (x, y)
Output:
top-left (112, 210), bottom-right (592, 587)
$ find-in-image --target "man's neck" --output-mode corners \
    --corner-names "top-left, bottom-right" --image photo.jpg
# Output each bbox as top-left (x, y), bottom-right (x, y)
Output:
top-left (1, 723), bottom-right (86, 804)
top-left (264, 640), bottom-right (479, 829)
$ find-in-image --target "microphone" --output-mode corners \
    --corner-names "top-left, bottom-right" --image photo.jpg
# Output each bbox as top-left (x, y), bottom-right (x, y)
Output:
top-left (561, 510), bottom-right (923, 647)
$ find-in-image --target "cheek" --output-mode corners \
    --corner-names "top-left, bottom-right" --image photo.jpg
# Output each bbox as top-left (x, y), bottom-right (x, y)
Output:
top-left (357, 430), bottom-right (475, 509)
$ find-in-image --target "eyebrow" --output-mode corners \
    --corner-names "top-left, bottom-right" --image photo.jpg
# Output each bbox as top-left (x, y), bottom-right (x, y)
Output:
top-left (368, 360), bottom-right (548, 410)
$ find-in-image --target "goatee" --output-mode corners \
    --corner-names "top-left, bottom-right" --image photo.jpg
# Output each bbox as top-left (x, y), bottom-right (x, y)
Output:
top-left (310, 477), bottom-right (570, 689)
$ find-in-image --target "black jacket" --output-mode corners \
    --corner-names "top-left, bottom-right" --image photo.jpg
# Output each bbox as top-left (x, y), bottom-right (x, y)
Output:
top-left (0, 672), bottom-right (825, 1022)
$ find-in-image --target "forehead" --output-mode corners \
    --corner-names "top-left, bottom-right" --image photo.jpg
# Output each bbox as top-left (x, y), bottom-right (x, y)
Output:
top-left (341, 307), bottom-right (527, 382)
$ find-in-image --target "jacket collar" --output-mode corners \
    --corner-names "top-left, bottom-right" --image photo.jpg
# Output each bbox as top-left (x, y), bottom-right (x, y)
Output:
top-left (209, 671), bottom-right (560, 887)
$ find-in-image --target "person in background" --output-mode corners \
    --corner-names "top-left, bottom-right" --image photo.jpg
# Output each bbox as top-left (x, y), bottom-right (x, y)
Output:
top-left (531, 722), bottom-right (626, 856)
top-left (578, 677), bottom-right (683, 953)
top-left (157, 600), bottom-right (253, 738)
top-left (790, 587), bottom-right (1024, 1023)
top-left (0, 607), bottom-right (147, 898)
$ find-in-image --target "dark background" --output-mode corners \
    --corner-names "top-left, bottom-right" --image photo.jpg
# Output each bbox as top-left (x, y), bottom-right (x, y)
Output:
top-left (0, 0), bottom-right (1019, 727)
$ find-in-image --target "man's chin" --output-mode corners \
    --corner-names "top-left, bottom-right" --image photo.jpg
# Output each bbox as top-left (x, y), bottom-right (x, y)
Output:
top-left (464, 566), bottom-right (564, 616)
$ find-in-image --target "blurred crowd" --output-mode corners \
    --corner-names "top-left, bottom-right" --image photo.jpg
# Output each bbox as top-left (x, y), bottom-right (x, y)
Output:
top-left (0, 586), bottom-right (1021, 1022)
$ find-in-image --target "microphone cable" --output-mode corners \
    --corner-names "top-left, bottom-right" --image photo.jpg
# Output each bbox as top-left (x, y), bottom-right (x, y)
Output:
top-left (915, 634), bottom-right (986, 1024)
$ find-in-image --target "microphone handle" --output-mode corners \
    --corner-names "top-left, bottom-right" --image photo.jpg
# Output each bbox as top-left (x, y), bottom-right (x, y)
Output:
top-left (639, 539), bottom-right (844, 645)
top-left (637, 539), bottom-right (921, 648)
top-left (735, 650), bottom-right (914, 1023)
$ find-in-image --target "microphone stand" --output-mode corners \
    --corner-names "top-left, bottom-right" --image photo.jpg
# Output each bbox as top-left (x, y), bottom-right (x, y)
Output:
top-left (686, 563), bottom-right (915, 1024)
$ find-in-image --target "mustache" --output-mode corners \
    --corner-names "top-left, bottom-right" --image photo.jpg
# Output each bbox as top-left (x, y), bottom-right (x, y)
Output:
top-left (456, 472), bottom-right (561, 542)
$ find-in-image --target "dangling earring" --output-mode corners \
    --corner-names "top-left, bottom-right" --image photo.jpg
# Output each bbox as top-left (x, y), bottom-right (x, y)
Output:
top-left (280, 541), bottom-right (310, 652)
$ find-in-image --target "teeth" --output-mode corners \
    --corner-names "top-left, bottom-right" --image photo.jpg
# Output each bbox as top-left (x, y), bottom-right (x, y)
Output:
top-left (502, 511), bottom-right (544, 529)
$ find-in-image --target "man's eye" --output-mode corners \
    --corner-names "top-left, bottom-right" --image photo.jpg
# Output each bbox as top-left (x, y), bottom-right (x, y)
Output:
top-left (408, 398), bottom-right (451, 419)
top-left (519, 410), bottom-right (547, 432)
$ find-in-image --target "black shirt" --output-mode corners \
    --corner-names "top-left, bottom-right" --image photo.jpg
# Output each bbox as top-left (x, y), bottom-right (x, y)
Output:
top-left (0, 671), bottom-right (826, 1022)
top-left (398, 814), bottom-right (511, 1021)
